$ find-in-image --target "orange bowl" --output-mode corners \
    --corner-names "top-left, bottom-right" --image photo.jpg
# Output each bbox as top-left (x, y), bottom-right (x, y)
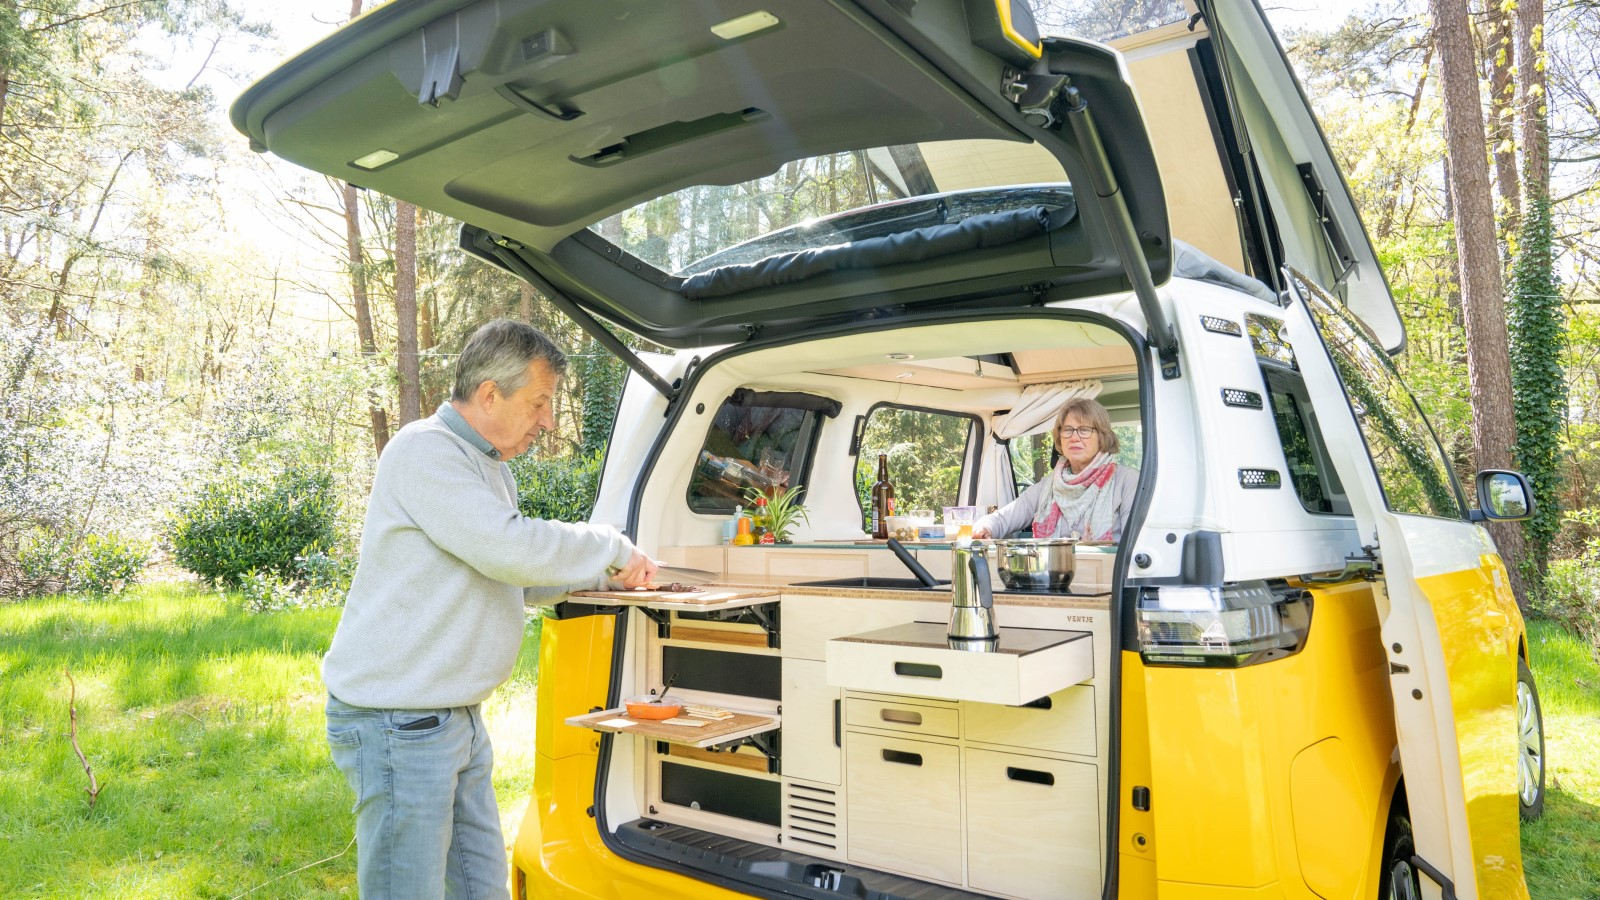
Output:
top-left (624, 696), bottom-right (682, 719)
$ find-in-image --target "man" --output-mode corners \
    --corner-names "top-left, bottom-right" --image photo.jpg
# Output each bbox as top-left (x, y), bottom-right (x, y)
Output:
top-left (322, 319), bottom-right (655, 899)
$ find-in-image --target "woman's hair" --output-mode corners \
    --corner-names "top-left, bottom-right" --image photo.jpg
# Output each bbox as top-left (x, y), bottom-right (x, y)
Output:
top-left (1054, 398), bottom-right (1119, 455)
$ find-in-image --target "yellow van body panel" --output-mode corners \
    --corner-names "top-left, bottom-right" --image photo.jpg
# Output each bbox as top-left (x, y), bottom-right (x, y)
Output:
top-left (1118, 650), bottom-right (1159, 898)
top-left (520, 567), bottom-right (1523, 899)
top-left (513, 613), bottom-right (752, 899)
top-left (1141, 580), bottom-right (1395, 898)
top-left (1413, 554), bottom-right (1529, 900)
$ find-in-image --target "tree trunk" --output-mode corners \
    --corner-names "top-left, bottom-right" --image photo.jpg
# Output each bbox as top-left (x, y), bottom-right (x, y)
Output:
top-left (395, 199), bottom-right (422, 426)
top-left (419, 279), bottom-right (437, 411)
top-left (519, 282), bottom-right (534, 322)
top-left (1431, 0), bottom-right (1529, 602)
top-left (341, 0), bottom-right (388, 454)
top-left (1507, 0), bottom-right (1564, 577)
top-left (1484, 0), bottom-right (1520, 229)
top-left (344, 182), bottom-right (389, 455)
top-left (1517, 0), bottom-right (1549, 198)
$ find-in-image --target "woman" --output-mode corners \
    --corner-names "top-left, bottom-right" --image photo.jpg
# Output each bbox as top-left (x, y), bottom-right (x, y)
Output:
top-left (972, 398), bottom-right (1139, 543)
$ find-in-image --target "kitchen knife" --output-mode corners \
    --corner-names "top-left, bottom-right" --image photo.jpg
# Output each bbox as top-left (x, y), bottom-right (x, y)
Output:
top-left (651, 562), bottom-right (720, 584)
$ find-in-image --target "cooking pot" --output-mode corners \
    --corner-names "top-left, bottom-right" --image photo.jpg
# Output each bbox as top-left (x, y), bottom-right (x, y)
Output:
top-left (991, 537), bottom-right (1077, 592)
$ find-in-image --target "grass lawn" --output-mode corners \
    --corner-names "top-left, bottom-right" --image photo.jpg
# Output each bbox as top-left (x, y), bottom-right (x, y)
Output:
top-left (0, 584), bottom-right (541, 899)
top-left (2, 587), bottom-right (1597, 897)
top-left (1522, 619), bottom-right (1600, 898)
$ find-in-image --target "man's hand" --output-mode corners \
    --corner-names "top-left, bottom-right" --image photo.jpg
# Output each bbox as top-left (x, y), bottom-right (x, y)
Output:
top-left (971, 524), bottom-right (992, 539)
top-left (611, 550), bottom-right (657, 590)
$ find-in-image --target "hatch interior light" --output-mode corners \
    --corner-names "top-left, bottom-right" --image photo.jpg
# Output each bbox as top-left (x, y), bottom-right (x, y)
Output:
top-left (351, 149), bottom-right (399, 170)
top-left (711, 11), bottom-right (780, 40)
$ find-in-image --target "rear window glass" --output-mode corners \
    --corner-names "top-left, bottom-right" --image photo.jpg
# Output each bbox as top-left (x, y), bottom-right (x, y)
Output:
top-left (1299, 277), bottom-right (1462, 519)
top-left (854, 406), bottom-right (978, 528)
top-left (1261, 366), bottom-right (1344, 514)
top-left (589, 139), bottom-right (1069, 276)
top-left (1028, 0), bottom-right (1192, 44)
top-left (688, 391), bottom-right (828, 514)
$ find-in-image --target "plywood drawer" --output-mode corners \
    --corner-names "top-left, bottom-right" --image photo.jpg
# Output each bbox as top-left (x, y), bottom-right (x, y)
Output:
top-left (963, 685), bottom-right (1096, 757)
top-left (845, 696), bottom-right (959, 739)
top-left (782, 595), bottom-right (948, 661)
top-left (965, 748), bottom-right (1100, 900)
top-left (845, 732), bottom-right (962, 885)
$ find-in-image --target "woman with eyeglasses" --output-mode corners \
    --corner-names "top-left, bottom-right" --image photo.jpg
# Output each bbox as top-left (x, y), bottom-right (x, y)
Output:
top-left (972, 398), bottom-right (1139, 543)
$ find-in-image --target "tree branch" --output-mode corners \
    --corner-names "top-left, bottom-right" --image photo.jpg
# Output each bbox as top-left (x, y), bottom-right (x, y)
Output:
top-left (64, 668), bottom-right (104, 809)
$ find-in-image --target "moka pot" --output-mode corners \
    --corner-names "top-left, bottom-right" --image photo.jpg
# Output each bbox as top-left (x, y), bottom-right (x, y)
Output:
top-left (948, 542), bottom-right (998, 642)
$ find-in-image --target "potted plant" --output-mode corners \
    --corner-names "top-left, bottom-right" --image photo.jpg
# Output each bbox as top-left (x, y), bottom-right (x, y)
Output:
top-left (743, 484), bottom-right (810, 543)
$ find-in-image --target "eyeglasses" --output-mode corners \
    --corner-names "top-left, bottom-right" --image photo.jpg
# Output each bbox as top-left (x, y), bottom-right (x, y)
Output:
top-left (1058, 426), bottom-right (1099, 439)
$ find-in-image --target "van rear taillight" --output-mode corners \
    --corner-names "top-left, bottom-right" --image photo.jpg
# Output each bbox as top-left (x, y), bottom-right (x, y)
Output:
top-left (1136, 581), bottom-right (1312, 667)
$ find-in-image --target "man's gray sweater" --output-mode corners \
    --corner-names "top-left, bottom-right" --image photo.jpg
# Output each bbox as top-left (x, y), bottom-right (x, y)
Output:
top-left (323, 408), bottom-right (633, 709)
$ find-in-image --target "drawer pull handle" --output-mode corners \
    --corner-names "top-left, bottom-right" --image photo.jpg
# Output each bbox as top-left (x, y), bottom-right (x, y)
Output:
top-left (1007, 767), bottom-right (1055, 786)
top-left (881, 749), bottom-right (923, 767)
top-left (893, 662), bottom-right (942, 679)
top-left (880, 709), bottom-right (923, 726)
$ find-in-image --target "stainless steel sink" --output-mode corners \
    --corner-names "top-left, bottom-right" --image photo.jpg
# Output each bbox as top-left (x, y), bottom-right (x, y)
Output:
top-left (792, 577), bottom-right (950, 590)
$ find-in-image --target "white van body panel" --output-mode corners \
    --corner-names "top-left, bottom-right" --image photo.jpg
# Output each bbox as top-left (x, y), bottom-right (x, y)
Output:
top-left (591, 351), bottom-right (692, 533)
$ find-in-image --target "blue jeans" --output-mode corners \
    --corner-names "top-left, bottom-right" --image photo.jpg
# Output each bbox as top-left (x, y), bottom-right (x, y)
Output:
top-left (325, 694), bottom-right (510, 900)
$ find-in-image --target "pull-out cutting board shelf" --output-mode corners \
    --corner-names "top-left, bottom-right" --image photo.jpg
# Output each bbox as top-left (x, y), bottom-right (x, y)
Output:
top-left (826, 621), bottom-right (1093, 706)
top-left (568, 587), bottom-right (778, 612)
top-left (566, 708), bottom-right (781, 749)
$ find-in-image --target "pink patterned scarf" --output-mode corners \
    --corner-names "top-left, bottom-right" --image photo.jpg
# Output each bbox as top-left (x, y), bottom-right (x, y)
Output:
top-left (1033, 453), bottom-right (1121, 541)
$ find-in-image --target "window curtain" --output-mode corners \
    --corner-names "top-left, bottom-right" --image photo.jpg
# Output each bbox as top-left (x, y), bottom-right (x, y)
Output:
top-left (977, 380), bottom-right (1103, 510)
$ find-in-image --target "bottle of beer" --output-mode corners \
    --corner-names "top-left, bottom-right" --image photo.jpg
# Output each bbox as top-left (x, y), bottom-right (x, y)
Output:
top-left (752, 496), bottom-right (774, 545)
top-left (870, 454), bottom-right (896, 539)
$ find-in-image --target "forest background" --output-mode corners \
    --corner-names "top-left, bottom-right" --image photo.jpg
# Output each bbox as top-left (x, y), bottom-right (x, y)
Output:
top-left (2, 0), bottom-right (1599, 636)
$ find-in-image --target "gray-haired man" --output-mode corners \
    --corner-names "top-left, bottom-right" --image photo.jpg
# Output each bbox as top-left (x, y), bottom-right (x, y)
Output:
top-left (322, 319), bottom-right (655, 899)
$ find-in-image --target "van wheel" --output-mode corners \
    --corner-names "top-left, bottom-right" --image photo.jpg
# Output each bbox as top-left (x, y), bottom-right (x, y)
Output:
top-left (1378, 806), bottom-right (1421, 900)
top-left (1517, 657), bottom-right (1546, 821)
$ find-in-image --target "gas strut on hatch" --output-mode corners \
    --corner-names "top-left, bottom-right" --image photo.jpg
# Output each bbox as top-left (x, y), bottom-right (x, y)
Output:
top-left (1061, 85), bottom-right (1181, 380)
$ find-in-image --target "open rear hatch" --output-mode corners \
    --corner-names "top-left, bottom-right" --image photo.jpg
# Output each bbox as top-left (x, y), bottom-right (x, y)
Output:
top-left (231, 0), bottom-right (1175, 352)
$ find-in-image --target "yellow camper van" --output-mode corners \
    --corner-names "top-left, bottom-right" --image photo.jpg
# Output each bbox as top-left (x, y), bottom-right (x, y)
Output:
top-left (235, 1), bottom-right (1546, 897)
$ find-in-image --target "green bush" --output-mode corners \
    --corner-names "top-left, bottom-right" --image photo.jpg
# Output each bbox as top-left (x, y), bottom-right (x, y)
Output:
top-left (1533, 558), bottom-right (1600, 651)
top-left (17, 529), bottom-right (150, 597)
top-left (169, 468), bottom-right (338, 588)
top-left (512, 451), bottom-right (604, 523)
top-left (76, 533), bottom-right (151, 596)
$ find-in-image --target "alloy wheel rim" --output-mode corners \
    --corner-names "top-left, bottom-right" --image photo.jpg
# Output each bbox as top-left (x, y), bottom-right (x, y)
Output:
top-left (1390, 857), bottom-right (1419, 900)
top-left (1517, 679), bottom-right (1543, 807)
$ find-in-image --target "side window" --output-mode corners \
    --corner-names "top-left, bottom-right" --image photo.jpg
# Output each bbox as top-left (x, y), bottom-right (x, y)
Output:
top-left (1259, 364), bottom-right (1346, 514)
top-left (1296, 277), bottom-right (1462, 519)
top-left (855, 405), bottom-right (977, 527)
top-left (1008, 430), bottom-right (1054, 496)
top-left (687, 389), bottom-right (832, 514)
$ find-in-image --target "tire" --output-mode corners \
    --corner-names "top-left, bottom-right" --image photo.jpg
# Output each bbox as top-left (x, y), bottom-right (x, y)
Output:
top-left (1378, 802), bottom-right (1421, 900)
top-left (1517, 656), bottom-right (1547, 822)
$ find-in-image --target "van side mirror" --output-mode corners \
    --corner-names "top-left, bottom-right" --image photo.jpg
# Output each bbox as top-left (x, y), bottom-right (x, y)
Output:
top-left (1470, 470), bottom-right (1534, 522)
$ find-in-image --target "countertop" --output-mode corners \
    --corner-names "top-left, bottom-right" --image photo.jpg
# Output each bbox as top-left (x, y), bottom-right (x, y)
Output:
top-left (700, 574), bottom-right (1110, 610)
